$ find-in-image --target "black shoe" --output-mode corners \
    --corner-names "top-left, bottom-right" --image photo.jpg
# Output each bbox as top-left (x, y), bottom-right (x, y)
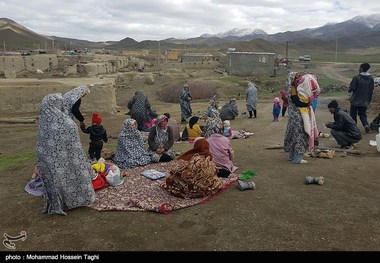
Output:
top-left (365, 126), bottom-right (370, 133)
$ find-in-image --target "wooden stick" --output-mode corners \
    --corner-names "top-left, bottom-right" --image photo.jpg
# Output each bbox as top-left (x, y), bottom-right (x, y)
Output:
top-left (0, 118), bottom-right (37, 124)
top-left (265, 145), bottom-right (284, 149)
top-left (315, 146), bottom-right (361, 154)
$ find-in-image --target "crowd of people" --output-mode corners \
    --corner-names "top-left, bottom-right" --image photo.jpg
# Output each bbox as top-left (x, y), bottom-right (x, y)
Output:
top-left (34, 62), bottom-right (376, 215)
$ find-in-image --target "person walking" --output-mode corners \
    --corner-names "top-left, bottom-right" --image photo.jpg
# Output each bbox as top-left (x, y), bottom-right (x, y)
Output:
top-left (179, 84), bottom-right (193, 123)
top-left (325, 100), bottom-right (362, 149)
top-left (348, 63), bottom-right (375, 133)
top-left (245, 80), bottom-right (258, 118)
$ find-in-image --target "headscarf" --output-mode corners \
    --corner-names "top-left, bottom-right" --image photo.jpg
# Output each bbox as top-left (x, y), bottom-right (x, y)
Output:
top-left (63, 85), bottom-right (90, 117)
top-left (189, 116), bottom-right (199, 129)
top-left (154, 115), bottom-right (169, 147)
top-left (203, 110), bottom-right (223, 138)
top-left (177, 138), bottom-right (212, 161)
top-left (296, 74), bottom-right (320, 103)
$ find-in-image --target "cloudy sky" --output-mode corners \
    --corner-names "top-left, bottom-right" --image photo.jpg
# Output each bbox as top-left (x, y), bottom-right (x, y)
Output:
top-left (1, 0), bottom-right (379, 42)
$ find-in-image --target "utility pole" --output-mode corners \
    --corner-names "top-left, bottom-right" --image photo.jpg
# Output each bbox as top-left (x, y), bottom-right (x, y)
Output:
top-left (158, 41), bottom-right (161, 64)
top-left (335, 37), bottom-right (338, 62)
top-left (286, 41), bottom-right (290, 58)
top-left (3, 41), bottom-right (5, 52)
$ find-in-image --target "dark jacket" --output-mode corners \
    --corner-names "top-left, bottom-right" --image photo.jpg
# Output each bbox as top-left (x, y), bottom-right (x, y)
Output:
top-left (81, 124), bottom-right (108, 142)
top-left (349, 74), bottom-right (375, 107)
top-left (330, 107), bottom-right (362, 140)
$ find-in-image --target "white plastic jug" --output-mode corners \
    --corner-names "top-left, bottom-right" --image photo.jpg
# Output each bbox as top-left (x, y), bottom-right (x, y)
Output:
top-left (376, 128), bottom-right (380, 152)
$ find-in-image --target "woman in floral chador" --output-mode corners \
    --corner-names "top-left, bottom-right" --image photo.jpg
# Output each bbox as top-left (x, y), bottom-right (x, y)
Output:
top-left (36, 85), bottom-right (96, 215)
top-left (114, 118), bottom-right (151, 169)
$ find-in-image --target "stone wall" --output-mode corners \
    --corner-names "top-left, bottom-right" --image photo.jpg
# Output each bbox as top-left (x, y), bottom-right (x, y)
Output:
top-left (0, 55), bottom-right (58, 78)
top-left (225, 52), bottom-right (276, 76)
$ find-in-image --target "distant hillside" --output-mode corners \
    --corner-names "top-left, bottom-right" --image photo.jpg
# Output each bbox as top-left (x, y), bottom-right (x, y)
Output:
top-left (0, 18), bottom-right (52, 51)
top-left (1, 14), bottom-right (379, 61)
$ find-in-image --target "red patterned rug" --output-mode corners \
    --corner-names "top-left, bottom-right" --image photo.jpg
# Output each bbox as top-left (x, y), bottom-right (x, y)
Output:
top-left (88, 161), bottom-right (238, 214)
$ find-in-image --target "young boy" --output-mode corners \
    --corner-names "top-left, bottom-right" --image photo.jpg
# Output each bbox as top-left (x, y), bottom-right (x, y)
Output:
top-left (80, 112), bottom-right (108, 162)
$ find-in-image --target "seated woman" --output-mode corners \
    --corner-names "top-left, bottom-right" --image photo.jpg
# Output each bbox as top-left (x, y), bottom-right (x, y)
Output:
top-left (206, 99), bottom-right (219, 117)
top-left (164, 112), bottom-right (180, 142)
top-left (113, 118), bottom-right (151, 169)
top-left (177, 137), bottom-right (212, 161)
top-left (163, 152), bottom-right (224, 199)
top-left (206, 124), bottom-right (236, 178)
top-left (183, 116), bottom-right (203, 141)
top-left (202, 110), bottom-right (223, 139)
top-left (219, 98), bottom-right (239, 121)
top-left (147, 115), bottom-right (175, 162)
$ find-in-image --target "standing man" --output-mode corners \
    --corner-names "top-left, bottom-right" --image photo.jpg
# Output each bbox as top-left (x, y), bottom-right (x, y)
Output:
top-left (245, 80), bottom-right (258, 118)
top-left (325, 100), bottom-right (362, 150)
top-left (348, 63), bottom-right (375, 133)
top-left (179, 84), bottom-right (192, 124)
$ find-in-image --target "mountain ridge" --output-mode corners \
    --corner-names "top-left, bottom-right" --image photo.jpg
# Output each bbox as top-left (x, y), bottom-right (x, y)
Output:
top-left (1, 14), bottom-right (379, 56)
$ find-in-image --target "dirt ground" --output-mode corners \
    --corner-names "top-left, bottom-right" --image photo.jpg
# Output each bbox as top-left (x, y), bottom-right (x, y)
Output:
top-left (0, 62), bottom-right (379, 253)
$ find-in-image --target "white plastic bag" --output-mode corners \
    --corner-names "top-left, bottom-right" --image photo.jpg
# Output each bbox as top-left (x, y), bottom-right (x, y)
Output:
top-left (105, 165), bottom-right (124, 186)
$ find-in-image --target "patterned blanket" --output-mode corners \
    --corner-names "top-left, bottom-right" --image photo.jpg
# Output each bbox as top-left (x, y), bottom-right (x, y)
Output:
top-left (88, 160), bottom-right (238, 214)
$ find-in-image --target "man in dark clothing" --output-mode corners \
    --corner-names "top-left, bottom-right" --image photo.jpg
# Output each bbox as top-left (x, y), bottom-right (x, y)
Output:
top-left (348, 63), bottom-right (375, 133)
top-left (325, 100), bottom-right (362, 150)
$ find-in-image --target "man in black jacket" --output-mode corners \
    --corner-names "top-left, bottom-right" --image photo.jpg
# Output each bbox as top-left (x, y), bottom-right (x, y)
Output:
top-left (325, 100), bottom-right (362, 150)
top-left (348, 63), bottom-right (375, 133)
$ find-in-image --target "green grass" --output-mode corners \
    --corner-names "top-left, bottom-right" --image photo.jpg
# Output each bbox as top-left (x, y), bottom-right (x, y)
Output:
top-left (0, 152), bottom-right (36, 171)
top-left (320, 91), bottom-right (348, 97)
top-left (219, 75), bottom-right (247, 86)
top-left (317, 77), bottom-right (344, 87)
top-left (104, 143), bottom-right (117, 151)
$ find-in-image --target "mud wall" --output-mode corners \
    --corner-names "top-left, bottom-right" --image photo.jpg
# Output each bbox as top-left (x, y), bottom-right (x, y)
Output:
top-left (0, 79), bottom-right (117, 114)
